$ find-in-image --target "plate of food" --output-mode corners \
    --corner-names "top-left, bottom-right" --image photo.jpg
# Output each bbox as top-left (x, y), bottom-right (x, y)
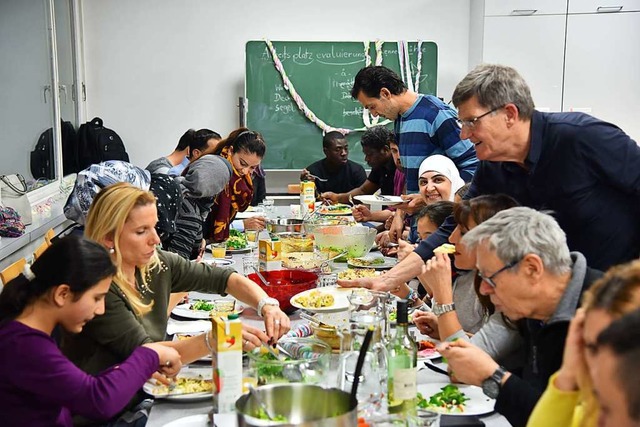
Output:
top-left (337, 268), bottom-right (381, 280)
top-left (201, 258), bottom-right (235, 268)
top-left (143, 368), bottom-right (213, 401)
top-left (290, 287), bottom-right (351, 313)
top-left (171, 299), bottom-right (245, 320)
top-left (416, 339), bottom-right (441, 360)
top-left (316, 204), bottom-right (352, 216)
top-left (417, 383), bottom-right (495, 416)
top-left (347, 255), bottom-right (397, 270)
top-left (226, 229), bottom-right (250, 253)
top-left (354, 194), bottom-right (404, 206)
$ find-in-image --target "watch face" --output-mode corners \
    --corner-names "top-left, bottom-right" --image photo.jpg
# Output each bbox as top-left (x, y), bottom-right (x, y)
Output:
top-left (482, 379), bottom-right (500, 399)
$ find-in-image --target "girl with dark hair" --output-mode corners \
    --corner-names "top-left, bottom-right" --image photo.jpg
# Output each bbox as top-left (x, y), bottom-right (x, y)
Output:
top-left (0, 236), bottom-right (180, 426)
top-left (205, 127), bottom-right (267, 242)
top-left (414, 195), bottom-right (521, 355)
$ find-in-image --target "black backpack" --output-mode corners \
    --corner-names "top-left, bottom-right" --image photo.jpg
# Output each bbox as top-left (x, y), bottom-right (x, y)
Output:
top-left (30, 128), bottom-right (55, 180)
top-left (30, 121), bottom-right (80, 178)
top-left (76, 117), bottom-right (129, 170)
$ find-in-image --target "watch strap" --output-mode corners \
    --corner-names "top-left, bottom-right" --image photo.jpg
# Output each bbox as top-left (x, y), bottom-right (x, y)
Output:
top-left (257, 297), bottom-right (279, 317)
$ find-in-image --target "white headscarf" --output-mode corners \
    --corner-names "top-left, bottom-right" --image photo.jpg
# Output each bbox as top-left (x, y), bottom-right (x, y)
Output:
top-left (417, 155), bottom-right (466, 201)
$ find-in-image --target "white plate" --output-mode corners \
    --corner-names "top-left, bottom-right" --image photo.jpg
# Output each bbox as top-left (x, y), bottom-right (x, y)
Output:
top-left (417, 347), bottom-right (441, 361)
top-left (172, 301), bottom-right (245, 320)
top-left (235, 211), bottom-right (265, 219)
top-left (347, 255), bottom-right (397, 270)
top-left (227, 247), bottom-right (252, 254)
top-left (162, 414), bottom-right (209, 427)
top-left (290, 286), bottom-right (352, 313)
top-left (144, 368), bottom-right (212, 401)
top-left (417, 382), bottom-right (495, 416)
top-left (201, 258), bottom-right (236, 267)
top-left (354, 194), bottom-right (403, 207)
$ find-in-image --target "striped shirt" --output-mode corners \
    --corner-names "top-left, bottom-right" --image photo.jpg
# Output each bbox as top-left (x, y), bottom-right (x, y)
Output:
top-left (394, 95), bottom-right (478, 193)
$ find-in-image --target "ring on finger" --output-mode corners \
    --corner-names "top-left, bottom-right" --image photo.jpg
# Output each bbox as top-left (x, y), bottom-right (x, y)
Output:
top-left (275, 319), bottom-right (281, 326)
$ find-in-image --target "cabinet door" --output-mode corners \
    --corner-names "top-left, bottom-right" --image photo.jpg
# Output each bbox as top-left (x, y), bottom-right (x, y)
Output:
top-left (483, 15), bottom-right (566, 112)
top-left (563, 12), bottom-right (640, 141)
top-left (485, 0), bottom-right (567, 16)
top-left (568, 0), bottom-right (640, 13)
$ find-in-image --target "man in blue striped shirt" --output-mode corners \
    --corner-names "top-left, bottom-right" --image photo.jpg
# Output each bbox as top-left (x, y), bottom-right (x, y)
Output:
top-left (351, 66), bottom-right (478, 196)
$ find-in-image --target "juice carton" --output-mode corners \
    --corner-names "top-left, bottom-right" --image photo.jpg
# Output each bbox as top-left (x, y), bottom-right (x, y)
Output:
top-left (258, 238), bottom-right (282, 271)
top-left (300, 180), bottom-right (316, 216)
top-left (211, 313), bottom-right (243, 414)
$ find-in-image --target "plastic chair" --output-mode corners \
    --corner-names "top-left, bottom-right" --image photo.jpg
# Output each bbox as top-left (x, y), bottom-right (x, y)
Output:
top-left (44, 228), bottom-right (55, 246)
top-left (1, 258), bottom-right (27, 285)
top-left (33, 239), bottom-right (49, 261)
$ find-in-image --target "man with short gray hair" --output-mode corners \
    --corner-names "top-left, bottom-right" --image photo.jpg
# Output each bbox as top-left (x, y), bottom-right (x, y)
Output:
top-left (438, 207), bottom-right (602, 427)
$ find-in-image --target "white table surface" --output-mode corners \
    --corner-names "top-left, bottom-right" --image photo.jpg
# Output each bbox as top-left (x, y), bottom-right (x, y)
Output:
top-left (147, 224), bottom-right (512, 427)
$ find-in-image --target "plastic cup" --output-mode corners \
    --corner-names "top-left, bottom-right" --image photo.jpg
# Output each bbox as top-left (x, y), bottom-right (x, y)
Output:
top-left (210, 242), bottom-right (227, 258)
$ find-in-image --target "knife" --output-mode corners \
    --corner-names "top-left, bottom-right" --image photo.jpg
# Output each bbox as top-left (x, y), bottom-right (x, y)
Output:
top-left (423, 361), bottom-right (450, 377)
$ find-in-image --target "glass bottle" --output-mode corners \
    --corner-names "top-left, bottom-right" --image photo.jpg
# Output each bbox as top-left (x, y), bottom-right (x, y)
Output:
top-left (386, 299), bottom-right (417, 416)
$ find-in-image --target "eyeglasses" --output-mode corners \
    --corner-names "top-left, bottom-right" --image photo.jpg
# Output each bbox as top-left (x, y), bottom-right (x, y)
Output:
top-left (478, 258), bottom-right (522, 288)
top-left (456, 105), bottom-right (505, 129)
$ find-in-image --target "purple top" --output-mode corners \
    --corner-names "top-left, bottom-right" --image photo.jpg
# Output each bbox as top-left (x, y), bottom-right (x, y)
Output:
top-left (0, 321), bottom-right (159, 426)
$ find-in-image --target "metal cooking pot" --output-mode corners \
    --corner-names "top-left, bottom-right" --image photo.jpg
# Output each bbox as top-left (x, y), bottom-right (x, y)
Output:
top-left (236, 383), bottom-right (357, 427)
top-left (267, 218), bottom-right (304, 234)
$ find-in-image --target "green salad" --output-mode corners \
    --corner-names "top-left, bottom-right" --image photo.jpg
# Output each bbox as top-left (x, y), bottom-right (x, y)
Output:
top-left (190, 300), bottom-right (215, 311)
top-left (227, 229), bottom-right (248, 250)
top-left (417, 384), bottom-right (470, 413)
top-left (254, 408), bottom-right (287, 422)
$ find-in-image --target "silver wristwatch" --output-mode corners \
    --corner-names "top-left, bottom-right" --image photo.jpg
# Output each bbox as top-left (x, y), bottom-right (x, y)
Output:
top-left (432, 301), bottom-right (455, 317)
top-left (257, 297), bottom-right (280, 317)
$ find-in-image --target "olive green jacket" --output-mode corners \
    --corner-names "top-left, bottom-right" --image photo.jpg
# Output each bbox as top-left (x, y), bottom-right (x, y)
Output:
top-left (62, 250), bottom-right (234, 375)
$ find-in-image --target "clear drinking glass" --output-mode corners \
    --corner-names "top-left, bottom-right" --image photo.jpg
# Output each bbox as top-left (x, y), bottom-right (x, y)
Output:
top-left (245, 229), bottom-right (259, 249)
top-left (412, 409), bottom-right (441, 427)
top-left (242, 255), bottom-right (258, 276)
top-left (210, 241), bottom-right (227, 258)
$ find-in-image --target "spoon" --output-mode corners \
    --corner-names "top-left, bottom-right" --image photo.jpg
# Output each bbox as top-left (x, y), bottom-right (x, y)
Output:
top-left (251, 265), bottom-right (269, 287)
top-left (248, 384), bottom-right (276, 421)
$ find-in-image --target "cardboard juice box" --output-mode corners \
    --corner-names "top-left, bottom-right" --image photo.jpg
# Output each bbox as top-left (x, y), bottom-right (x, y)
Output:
top-left (300, 180), bottom-right (316, 216)
top-left (258, 238), bottom-right (282, 271)
top-left (211, 314), bottom-right (243, 414)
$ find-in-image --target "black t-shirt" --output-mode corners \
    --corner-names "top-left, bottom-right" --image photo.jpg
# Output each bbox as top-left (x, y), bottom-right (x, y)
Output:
top-left (306, 159), bottom-right (367, 194)
top-left (366, 157), bottom-right (397, 196)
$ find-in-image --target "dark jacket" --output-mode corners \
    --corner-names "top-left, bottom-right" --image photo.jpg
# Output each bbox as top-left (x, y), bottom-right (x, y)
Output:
top-left (495, 252), bottom-right (603, 427)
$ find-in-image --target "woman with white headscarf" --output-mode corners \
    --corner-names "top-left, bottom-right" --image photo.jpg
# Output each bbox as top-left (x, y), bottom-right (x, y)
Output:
top-left (417, 154), bottom-right (466, 203)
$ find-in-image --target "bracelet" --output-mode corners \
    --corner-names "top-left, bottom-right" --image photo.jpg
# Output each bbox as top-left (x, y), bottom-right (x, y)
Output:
top-left (204, 331), bottom-right (214, 353)
top-left (406, 287), bottom-right (420, 303)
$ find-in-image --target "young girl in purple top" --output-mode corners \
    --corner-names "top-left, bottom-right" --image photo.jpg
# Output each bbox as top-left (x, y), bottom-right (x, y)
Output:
top-left (0, 236), bottom-right (181, 426)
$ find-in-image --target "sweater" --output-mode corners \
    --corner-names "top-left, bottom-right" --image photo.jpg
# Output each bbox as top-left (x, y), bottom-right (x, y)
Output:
top-left (0, 321), bottom-right (158, 426)
top-left (526, 372), bottom-right (590, 427)
top-left (62, 250), bottom-right (234, 375)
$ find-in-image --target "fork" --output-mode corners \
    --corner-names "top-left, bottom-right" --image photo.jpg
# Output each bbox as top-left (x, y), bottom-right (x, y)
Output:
top-left (306, 173), bottom-right (328, 182)
top-left (348, 194), bottom-right (355, 206)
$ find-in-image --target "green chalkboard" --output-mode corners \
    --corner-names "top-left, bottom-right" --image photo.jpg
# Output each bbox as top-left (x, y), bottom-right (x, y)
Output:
top-left (245, 40), bottom-right (438, 169)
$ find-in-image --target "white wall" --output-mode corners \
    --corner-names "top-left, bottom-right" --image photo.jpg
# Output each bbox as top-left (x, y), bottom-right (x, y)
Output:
top-left (81, 0), bottom-right (472, 178)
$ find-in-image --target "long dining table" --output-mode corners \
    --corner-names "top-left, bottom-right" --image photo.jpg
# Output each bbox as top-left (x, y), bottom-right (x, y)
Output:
top-left (147, 208), bottom-right (512, 426)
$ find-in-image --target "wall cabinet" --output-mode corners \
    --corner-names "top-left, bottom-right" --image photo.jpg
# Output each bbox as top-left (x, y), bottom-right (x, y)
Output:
top-left (483, 15), bottom-right (566, 111)
top-left (481, 1), bottom-right (640, 141)
top-left (484, 0), bottom-right (567, 16)
top-left (563, 11), bottom-right (640, 140)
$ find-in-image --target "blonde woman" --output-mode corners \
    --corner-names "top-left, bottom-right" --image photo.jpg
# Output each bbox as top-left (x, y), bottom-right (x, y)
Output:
top-left (62, 183), bottom-right (290, 378)
top-left (527, 260), bottom-right (640, 427)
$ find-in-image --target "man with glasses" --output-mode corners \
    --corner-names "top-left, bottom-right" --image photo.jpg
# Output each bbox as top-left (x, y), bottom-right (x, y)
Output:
top-left (438, 207), bottom-right (603, 427)
top-left (339, 63), bottom-right (640, 294)
top-left (301, 131), bottom-right (366, 194)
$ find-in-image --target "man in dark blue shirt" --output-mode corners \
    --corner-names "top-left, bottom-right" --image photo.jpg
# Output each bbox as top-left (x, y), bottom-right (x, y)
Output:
top-left (301, 131), bottom-right (366, 194)
top-left (340, 63), bottom-right (640, 292)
